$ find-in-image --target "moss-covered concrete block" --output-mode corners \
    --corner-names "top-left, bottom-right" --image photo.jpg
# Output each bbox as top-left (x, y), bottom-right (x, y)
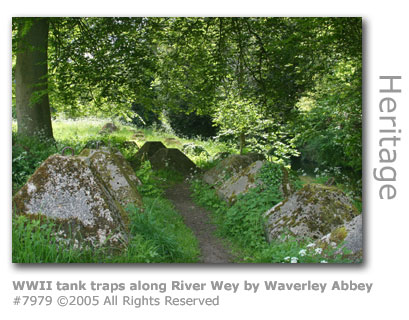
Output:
top-left (149, 148), bottom-right (198, 176)
top-left (203, 154), bottom-right (264, 186)
top-left (317, 214), bottom-right (363, 261)
top-left (13, 149), bottom-right (143, 250)
top-left (82, 149), bottom-right (143, 210)
top-left (130, 141), bottom-right (166, 169)
top-left (99, 122), bottom-right (118, 134)
top-left (264, 184), bottom-right (359, 242)
top-left (217, 160), bottom-right (264, 204)
top-left (164, 137), bottom-right (182, 147)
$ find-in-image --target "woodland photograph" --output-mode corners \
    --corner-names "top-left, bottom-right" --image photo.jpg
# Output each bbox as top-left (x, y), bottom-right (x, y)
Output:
top-left (12, 17), bottom-right (362, 263)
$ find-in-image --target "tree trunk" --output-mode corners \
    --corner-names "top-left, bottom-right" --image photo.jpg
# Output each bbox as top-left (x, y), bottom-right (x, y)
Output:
top-left (15, 18), bottom-right (53, 140)
top-left (239, 131), bottom-right (245, 155)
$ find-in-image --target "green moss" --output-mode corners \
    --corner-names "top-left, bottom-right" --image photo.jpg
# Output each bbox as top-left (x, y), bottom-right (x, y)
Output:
top-left (12, 151), bottom-right (144, 251)
top-left (78, 148), bottom-right (91, 157)
top-left (266, 183), bottom-right (358, 241)
top-left (329, 226), bottom-right (348, 243)
top-left (228, 192), bottom-right (237, 205)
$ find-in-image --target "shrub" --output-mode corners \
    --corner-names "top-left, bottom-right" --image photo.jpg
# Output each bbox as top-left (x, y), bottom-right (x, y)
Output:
top-left (12, 133), bottom-right (58, 193)
top-left (130, 103), bottom-right (161, 127)
top-left (167, 108), bottom-right (217, 139)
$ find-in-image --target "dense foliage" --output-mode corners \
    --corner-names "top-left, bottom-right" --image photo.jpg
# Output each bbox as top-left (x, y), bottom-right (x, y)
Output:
top-left (167, 108), bottom-right (217, 139)
top-left (12, 18), bottom-right (362, 182)
top-left (293, 59), bottom-right (362, 177)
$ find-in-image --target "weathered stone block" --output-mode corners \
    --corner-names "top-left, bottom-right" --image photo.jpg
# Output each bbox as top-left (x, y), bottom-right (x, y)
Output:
top-left (217, 161), bottom-right (264, 204)
top-left (264, 184), bottom-right (358, 242)
top-left (130, 141), bottom-right (166, 169)
top-left (13, 149), bottom-right (143, 250)
top-left (203, 154), bottom-right (263, 186)
top-left (317, 214), bottom-right (363, 261)
top-left (149, 148), bottom-right (198, 176)
top-left (182, 143), bottom-right (209, 156)
top-left (99, 122), bottom-right (118, 134)
top-left (80, 149), bottom-right (143, 209)
top-left (164, 137), bottom-right (182, 147)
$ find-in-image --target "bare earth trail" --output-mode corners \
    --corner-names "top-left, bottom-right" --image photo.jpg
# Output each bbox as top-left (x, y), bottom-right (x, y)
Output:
top-left (165, 182), bottom-right (233, 263)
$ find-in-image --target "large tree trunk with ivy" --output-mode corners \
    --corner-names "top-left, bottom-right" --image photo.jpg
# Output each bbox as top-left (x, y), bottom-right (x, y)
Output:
top-left (15, 18), bottom-right (53, 140)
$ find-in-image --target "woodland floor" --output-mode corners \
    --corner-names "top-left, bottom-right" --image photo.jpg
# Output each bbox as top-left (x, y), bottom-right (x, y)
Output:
top-left (165, 182), bottom-right (233, 263)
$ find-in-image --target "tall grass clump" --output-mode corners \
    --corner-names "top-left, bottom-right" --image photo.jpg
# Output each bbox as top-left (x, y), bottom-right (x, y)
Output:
top-left (124, 198), bottom-right (200, 263)
top-left (12, 215), bottom-right (98, 263)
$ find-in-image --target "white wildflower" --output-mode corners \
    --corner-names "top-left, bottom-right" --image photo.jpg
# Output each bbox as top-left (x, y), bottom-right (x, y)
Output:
top-left (290, 257), bottom-right (298, 263)
top-left (299, 249), bottom-right (307, 257)
top-left (315, 248), bottom-right (323, 255)
top-left (320, 260), bottom-right (328, 263)
top-left (306, 243), bottom-right (316, 248)
top-left (284, 256), bottom-right (290, 261)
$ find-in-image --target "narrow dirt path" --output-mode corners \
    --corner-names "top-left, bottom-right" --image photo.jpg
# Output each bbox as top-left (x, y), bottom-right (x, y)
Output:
top-left (165, 182), bottom-right (233, 263)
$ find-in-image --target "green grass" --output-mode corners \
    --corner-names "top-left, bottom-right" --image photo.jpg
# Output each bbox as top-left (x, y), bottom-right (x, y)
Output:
top-left (53, 118), bottom-right (233, 167)
top-left (13, 117), bottom-right (234, 193)
top-left (12, 196), bottom-right (200, 263)
top-left (12, 215), bottom-right (98, 263)
top-left (124, 198), bottom-right (200, 263)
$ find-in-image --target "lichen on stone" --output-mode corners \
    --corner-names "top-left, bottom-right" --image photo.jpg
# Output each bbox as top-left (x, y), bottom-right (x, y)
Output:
top-left (84, 148), bottom-right (143, 210)
top-left (13, 149), bottom-right (144, 251)
top-left (264, 183), bottom-right (359, 242)
top-left (203, 154), bottom-right (263, 186)
top-left (217, 160), bottom-right (264, 204)
top-left (316, 214), bottom-right (363, 261)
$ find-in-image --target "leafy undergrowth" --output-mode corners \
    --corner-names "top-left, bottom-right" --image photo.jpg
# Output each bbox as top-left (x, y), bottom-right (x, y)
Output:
top-left (12, 133), bottom-right (58, 194)
top-left (135, 160), bottom-right (184, 197)
top-left (190, 163), bottom-right (356, 264)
